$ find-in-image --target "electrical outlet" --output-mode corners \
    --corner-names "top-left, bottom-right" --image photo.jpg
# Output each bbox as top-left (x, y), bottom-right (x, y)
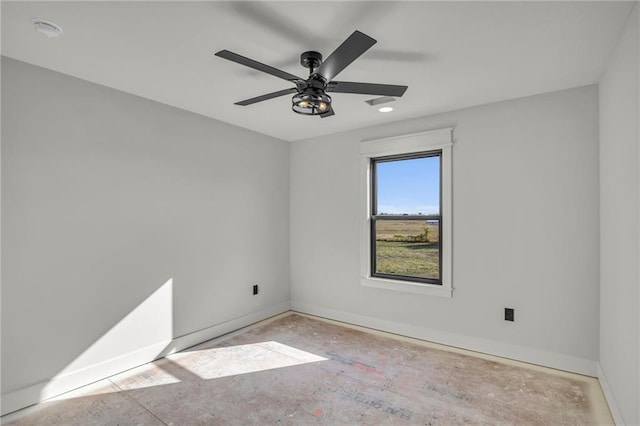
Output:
top-left (253, 285), bottom-right (259, 295)
top-left (505, 308), bottom-right (514, 322)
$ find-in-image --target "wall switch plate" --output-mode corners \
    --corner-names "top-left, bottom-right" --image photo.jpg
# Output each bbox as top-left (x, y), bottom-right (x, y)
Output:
top-left (253, 284), bottom-right (259, 295)
top-left (505, 308), bottom-right (515, 322)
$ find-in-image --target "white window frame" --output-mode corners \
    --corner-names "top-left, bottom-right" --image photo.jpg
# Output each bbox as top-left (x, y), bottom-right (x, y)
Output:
top-left (360, 128), bottom-right (453, 298)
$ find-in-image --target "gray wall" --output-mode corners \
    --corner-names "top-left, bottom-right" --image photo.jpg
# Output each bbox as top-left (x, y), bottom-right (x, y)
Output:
top-left (599, 4), bottom-right (640, 425)
top-left (291, 85), bottom-right (600, 374)
top-left (1, 58), bottom-right (290, 401)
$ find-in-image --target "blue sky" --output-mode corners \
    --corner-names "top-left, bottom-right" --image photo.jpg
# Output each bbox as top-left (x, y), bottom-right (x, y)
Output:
top-left (376, 156), bottom-right (440, 215)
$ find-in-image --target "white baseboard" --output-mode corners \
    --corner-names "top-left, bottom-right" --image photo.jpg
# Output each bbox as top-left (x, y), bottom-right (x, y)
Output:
top-left (291, 301), bottom-right (597, 377)
top-left (597, 363), bottom-right (625, 425)
top-left (0, 301), bottom-right (290, 416)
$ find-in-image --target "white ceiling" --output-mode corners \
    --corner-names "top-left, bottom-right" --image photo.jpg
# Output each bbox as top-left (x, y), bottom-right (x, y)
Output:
top-left (1, 1), bottom-right (635, 142)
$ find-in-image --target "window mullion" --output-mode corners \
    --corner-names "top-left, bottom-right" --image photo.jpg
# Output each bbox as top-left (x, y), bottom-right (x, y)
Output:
top-left (372, 215), bottom-right (441, 221)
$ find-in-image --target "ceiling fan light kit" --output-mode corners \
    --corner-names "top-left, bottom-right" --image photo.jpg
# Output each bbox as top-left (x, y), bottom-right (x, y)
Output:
top-left (215, 30), bottom-right (408, 118)
top-left (292, 90), bottom-right (332, 116)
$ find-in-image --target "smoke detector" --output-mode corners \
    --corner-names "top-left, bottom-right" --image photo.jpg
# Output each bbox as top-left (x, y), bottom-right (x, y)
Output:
top-left (32, 19), bottom-right (63, 38)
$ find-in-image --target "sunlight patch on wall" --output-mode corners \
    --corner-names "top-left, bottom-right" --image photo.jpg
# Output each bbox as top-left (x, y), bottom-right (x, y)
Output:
top-left (42, 278), bottom-right (174, 397)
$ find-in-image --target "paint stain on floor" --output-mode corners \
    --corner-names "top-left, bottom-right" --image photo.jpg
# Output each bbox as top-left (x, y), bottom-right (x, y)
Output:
top-left (2, 313), bottom-right (613, 425)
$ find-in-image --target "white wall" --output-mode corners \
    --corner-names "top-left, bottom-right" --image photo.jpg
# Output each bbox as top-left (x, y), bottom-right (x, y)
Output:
top-left (291, 85), bottom-right (600, 375)
top-left (1, 58), bottom-right (290, 413)
top-left (599, 3), bottom-right (640, 425)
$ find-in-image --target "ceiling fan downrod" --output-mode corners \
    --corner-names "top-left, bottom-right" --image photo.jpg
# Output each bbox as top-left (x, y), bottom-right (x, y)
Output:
top-left (300, 51), bottom-right (323, 76)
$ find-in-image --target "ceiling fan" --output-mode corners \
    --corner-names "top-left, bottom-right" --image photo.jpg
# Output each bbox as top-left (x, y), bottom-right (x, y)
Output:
top-left (215, 30), bottom-right (408, 118)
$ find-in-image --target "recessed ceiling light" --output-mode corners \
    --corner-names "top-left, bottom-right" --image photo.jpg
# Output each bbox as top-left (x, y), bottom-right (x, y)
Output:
top-left (32, 18), bottom-right (63, 38)
top-left (379, 106), bottom-right (394, 113)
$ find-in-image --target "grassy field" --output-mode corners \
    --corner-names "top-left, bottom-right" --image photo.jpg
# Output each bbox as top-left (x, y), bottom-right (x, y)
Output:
top-left (374, 220), bottom-right (439, 279)
top-left (375, 220), bottom-right (439, 242)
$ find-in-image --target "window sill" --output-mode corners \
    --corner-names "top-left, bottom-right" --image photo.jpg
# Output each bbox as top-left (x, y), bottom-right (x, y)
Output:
top-left (361, 276), bottom-right (453, 298)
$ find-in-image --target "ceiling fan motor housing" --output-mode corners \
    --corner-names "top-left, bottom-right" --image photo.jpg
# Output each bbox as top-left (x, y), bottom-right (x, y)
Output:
top-left (300, 51), bottom-right (323, 72)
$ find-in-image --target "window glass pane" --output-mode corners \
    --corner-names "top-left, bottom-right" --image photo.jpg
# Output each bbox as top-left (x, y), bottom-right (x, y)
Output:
top-left (374, 219), bottom-right (440, 280)
top-left (376, 155), bottom-right (440, 215)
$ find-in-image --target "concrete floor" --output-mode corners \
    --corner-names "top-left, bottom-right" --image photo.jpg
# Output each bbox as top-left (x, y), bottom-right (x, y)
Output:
top-left (2, 312), bottom-right (613, 425)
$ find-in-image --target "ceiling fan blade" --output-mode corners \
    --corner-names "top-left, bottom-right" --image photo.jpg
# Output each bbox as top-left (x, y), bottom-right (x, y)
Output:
top-left (235, 87), bottom-right (299, 106)
top-left (314, 31), bottom-right (376, 82)
top-left (327, 81), bottom-right (408, 97)
top-left (226, 2), bottom-right (318, 49)
top-left (320, 106), bottom-right (335, 118)
top-left (215, 50), bottom-right (303, 83)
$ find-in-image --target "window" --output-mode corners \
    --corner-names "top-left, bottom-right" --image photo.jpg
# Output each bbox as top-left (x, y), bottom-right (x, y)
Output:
top-left (360, 128), bottom-right (452, 297)
top-left (371, 151), bottom-right (442, 284)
